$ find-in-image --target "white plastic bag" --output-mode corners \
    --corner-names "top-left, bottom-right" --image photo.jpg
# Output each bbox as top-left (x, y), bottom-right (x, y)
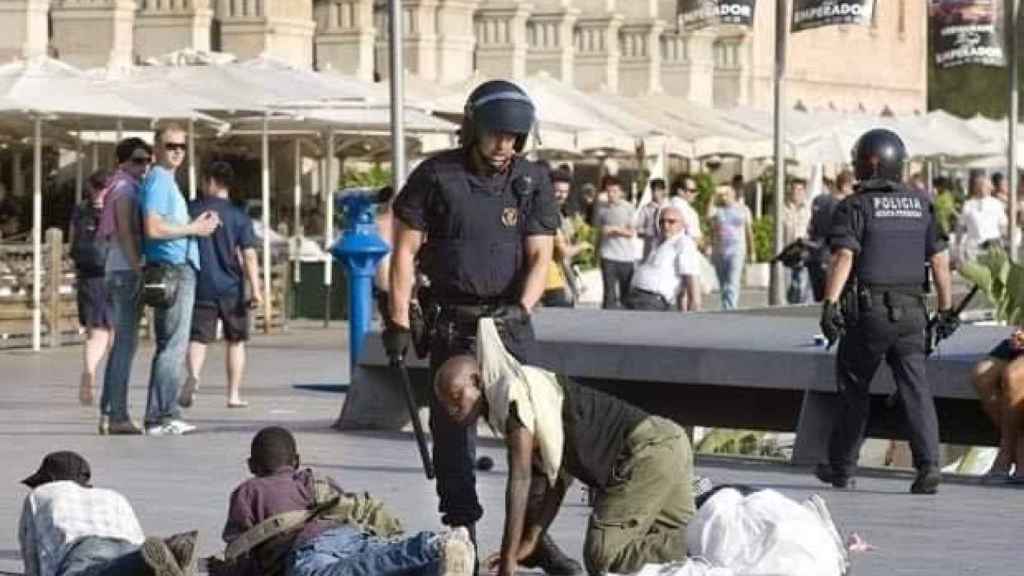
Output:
top-left (686, 489), bottom-right (848, 576)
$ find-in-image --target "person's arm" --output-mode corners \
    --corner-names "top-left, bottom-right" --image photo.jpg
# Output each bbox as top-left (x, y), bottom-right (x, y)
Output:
top-left (388, 221), bottom-right (424, 328)
top-left (242, 247), bottom-right (263, 307)
top-left (145, 210), bottom-right (218, 240)
top-left (521, 235), bottom-right (554, 312)
top-left (114, 196), bottom-right (143, 271)
top-left (18, 497), bottom-right (40, 576)
top-left (681, 275), bottom-right (701, 311)
top-left (498, 414), bottom-right (536, 576)
top-left (823, 249), bottom-right (854, 303)
top-left (745, 214), bottom-right (755, 263)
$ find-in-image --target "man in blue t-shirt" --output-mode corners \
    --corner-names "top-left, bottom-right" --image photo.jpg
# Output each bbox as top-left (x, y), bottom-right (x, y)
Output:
top-left (140, 124), bottom-right (220, 436)
top-left (179, 161), bottom-right (262, 410)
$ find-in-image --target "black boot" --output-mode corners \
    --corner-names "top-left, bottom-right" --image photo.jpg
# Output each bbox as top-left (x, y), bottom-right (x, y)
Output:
top-left (521, 533), bottom-right (583, 576)
top-left (814, 463), bottom-right (855, 489)
top-left (910, 467), bottom-right (941, 495)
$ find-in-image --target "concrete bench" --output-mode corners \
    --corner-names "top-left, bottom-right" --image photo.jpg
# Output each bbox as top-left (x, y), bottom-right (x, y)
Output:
top-left (337, 308), bottom-right (1004, 465)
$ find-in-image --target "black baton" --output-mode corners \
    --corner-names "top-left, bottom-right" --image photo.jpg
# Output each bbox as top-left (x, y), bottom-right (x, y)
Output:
top-left (392, 357), bottom-right (435, 479)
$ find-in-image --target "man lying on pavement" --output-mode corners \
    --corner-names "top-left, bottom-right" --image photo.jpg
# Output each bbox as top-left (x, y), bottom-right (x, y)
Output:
top-left (207, 426), bottom-right (475, 576)
top-left (433, 319), bottom-right (696, 576)
top-left (18, 450), bottom-right (198, 576)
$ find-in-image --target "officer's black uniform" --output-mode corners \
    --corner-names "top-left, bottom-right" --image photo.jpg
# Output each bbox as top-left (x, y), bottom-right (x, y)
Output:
top-left (821, 131), bottom-right (947, 492)
top-left (391, 95), bottom-right (559, 529)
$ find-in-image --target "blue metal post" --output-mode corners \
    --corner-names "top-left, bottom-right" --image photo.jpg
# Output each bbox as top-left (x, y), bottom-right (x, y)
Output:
top-left (330, 190), bottom-right (390, 372)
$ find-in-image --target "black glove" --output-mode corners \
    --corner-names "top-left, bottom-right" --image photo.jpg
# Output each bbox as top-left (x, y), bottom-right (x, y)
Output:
top-left (489, 303), bottom-right (529, 324)
top-left (382, 321), bottom-right (411, 362)
top-left (820, 300), bottom-right (845, 349)
top-left (934, 309), bottom-right (960, 341)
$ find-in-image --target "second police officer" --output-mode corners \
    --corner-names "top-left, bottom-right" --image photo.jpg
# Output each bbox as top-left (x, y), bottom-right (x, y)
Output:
top-left (817, 128), bottom-right (960, 495)
top-left (383, 80), bottom-right (581, 575)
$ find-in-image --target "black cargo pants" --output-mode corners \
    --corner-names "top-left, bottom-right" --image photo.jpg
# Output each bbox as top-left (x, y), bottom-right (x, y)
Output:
top-left (428, 305), bottom-right (535, 526)
top-left (829, 290), bottom-right (940, 476)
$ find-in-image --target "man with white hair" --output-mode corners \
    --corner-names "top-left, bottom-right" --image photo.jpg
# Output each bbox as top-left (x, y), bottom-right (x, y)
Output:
top-left (625, 204), bottom-right (701, 311)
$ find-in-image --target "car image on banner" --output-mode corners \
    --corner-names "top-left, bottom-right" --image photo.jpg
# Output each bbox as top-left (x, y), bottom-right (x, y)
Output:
top-left (791, 0), bottom-right (875, 32)
top-left (677, 0), bottom-right (756, 31)
top-left (930, 0), bottom-right (1006, 68)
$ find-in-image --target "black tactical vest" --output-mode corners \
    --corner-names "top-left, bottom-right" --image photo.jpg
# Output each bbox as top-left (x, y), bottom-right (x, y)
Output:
top-left (854, 185), bottom-right (932, 287)
top-left (559, 377), bottom-right (647, 489)
top-left (419, 150), bottom-right (538, 303)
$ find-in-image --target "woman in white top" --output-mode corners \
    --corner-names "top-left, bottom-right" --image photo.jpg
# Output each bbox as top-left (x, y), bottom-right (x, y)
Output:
top-left (958, 173), bottom-right (1007, 263)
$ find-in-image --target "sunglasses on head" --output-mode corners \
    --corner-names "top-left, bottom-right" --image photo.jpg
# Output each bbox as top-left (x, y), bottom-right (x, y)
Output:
top-left (163, 142), bottom-right (187, 152)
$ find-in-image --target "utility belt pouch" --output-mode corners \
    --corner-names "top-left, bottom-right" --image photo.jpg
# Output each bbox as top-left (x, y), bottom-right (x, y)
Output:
top-left (141, 263), bottom-right (182, 309)
top-left (840, 284), bottom-right (859, 325)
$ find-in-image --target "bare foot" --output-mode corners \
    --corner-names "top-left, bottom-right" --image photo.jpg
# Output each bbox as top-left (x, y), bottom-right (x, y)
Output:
top-left (226, 399), bottom-right (249, 409)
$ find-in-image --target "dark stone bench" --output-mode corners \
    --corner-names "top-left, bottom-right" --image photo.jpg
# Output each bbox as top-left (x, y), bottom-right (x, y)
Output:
top-left (337, 308), bottom-right (1003, 464)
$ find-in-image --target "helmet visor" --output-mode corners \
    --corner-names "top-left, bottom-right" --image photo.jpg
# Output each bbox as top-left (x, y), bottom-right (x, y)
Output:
top-left (472, 97), bottom-right (535, 136)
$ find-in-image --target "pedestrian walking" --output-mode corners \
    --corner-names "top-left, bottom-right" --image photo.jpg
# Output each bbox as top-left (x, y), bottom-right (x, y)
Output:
top-left (139, 123), bottom-right (220, 436)
top-left (595, 176), bottom-right (636, 309)
top-left (817, 128), bottom-right (958, 495)
top-left (70, 169), bottom-right (114, 406)
top-left (709, 184), bottom-right (753, 310)
top-left (383, 80), bottom-right (579, 574)
top-left (179, 161), bottom-right (262, 410)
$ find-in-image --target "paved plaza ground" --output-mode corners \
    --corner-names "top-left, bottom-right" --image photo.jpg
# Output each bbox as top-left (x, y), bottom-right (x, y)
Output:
top-left (1, 319), bottom-right (1022, 576)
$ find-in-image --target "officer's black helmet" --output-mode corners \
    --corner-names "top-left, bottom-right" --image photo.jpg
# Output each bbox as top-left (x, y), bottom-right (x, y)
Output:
top-left (461, 80), bottom-right (536, 153)
top-left (851, 128), bottom-right (907, 183)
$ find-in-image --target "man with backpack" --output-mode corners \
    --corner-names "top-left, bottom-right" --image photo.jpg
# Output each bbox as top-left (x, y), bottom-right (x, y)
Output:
top-left (70, 169), bottom-right (114, 407)
top-left (95, 138), bottom-right (153, 436)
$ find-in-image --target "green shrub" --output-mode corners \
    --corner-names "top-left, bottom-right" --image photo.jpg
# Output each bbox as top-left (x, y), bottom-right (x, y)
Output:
top-left (572, 216), bottom-right (599, 271)
top-left (341, 165), bottom-right (392, 190)
top-left (933, 190), bottom-right (958, 235)
top-left (751, 216), bottom-right (775, 263)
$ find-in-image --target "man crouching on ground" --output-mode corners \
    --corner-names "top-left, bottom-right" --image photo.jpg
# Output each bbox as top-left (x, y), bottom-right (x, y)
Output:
top-left (434, 320), bottom-right (695, 576)
top-left (208, 426), bottom-right (474, 576)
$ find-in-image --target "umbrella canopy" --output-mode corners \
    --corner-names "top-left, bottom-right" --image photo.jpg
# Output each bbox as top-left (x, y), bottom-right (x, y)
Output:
top-left (0, 57), bottom-right (156, 128)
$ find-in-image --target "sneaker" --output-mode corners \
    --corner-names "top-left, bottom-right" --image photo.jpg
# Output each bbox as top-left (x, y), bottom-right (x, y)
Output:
top-left (814, 463), bottom-right (855, 490)
top-left (439, 527), bottom-right (475, 576)
top-left (108, 419), bottom-right (143, 435)
top-left (178, 377), bottom-right (199, 408)
top-left (98, 416), bottom-right (110, 436)
top-left (146, 420), bottom-right (197, 436)
top-left (910, 468), bottom-right (941, 495)
top-left (141, 537), bottom-right (185, 576)
top-left (520, 533), bottom-right (583, 576)
top-left (164, 530), bottom-right (198, 576)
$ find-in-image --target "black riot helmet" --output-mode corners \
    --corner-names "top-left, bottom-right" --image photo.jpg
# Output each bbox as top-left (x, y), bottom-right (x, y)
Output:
top-left (851, 128), bottom-right (907, 184)
top-left (461, 80), bottom-right (536, 153)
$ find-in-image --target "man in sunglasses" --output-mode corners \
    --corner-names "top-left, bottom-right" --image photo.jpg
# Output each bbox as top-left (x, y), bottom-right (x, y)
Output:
top-left (95, 137), bottom-right (153, 436)
top-left (625, 204), bottom-right (702, 311)
top-left (139, 123), bottom-right (220, 436)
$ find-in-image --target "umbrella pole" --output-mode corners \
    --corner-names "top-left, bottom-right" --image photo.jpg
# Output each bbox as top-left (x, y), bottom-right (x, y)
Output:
top-left (769, 0), bottom-right (788, 306)
top-left (293, 138), bottom-right (302, 284)
top-left (116, 119), bottom-right (123, 143)
top-left (262, 113), bottom-right (272, 334)
top-left (32, 116), bottom-right (42, 352)
top-left (323, 129), bottom-right (336, 328)
top-left (1007, 0), bottom-right (1020, 262)
top-left (188, 118), bottom-right (197, 201)
top-left (92, 140), bottom-right (100, 171)
top-left (75, 132), bottom-right (83, 204)
top-left (390, 0), bottom-right (407, 189)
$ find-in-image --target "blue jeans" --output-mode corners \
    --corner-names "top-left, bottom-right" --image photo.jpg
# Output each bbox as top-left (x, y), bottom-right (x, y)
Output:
top-left (713, 250), bottom-right (745, 311)
top-left (101, 270), bottom-right (141, 422)
top-left (287, 526), bottom-right (441, 576)
top-left (58, 536), bottom-right (146, 576)
top-left (145, 264), bottom-right (196, 426)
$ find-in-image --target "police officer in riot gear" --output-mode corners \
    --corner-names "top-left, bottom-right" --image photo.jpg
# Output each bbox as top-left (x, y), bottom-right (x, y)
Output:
top-left (384, 80), bottom-right (580, 574)
top-left (817, 128), bottom-right (959, 495)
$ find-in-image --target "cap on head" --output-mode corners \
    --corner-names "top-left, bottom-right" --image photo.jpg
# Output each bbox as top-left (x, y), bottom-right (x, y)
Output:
top-left (462, 80), bottom-right (535, 153)
top-left (23, 451), bottom-right (91, 489)
top-left (851, 128), bottom-right (906, 184)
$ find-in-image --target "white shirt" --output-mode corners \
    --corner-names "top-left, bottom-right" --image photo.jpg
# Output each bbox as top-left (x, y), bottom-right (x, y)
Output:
top-left (631, 231), bottom-right (701, 303)
top-left (18, 481), bottom-right (146, 576)
top-left (668, 197), bottom-right (703, 242)
top-left (960, 196), bottom-right (1007, 247)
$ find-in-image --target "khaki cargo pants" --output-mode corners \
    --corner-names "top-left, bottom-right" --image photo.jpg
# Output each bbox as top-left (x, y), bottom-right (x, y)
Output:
top-left (583, 416), bottom-right (695, 575)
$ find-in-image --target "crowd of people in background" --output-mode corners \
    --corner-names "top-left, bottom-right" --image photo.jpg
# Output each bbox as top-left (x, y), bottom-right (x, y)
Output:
top-left (68, 126), bottom-right (262, 438)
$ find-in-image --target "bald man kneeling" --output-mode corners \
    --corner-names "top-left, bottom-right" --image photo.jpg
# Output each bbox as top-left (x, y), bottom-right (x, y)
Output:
top-left (434, 327), bottom-right (695, 576)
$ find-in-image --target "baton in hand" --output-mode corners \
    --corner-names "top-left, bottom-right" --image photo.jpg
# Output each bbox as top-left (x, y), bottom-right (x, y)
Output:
top-left (391, 356), bottom-right (435, 480)
top-left (925, 285), bottom-right (979, 356)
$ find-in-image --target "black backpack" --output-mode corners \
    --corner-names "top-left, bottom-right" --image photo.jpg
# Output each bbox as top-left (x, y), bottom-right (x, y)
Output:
top-left (71, 202), bottom-right (109, 277)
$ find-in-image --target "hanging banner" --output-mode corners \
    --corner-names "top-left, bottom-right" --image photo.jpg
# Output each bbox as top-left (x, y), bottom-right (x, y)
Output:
top-left (791, 0), bottom-right (876, 32)
top-left (677, 1), bottom-right (756, 31)
top-left (930, 0), bottom-right (1006, 68)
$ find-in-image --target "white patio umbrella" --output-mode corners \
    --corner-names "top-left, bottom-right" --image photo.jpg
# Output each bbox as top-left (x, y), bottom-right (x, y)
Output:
top-left (0, 57), bottom-right (162, 351)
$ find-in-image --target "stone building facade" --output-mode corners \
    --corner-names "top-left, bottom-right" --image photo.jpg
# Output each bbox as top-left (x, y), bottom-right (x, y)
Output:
top-left (0, 0), bottom-right (926, 113)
